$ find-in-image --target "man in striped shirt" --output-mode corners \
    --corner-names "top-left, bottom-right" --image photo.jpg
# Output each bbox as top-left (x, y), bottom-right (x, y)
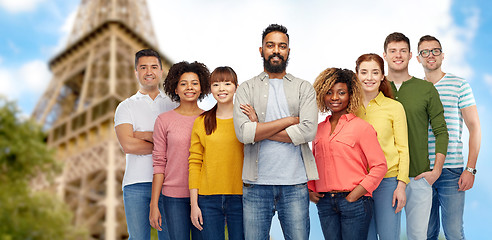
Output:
top-left (417, 35), bottom-right (482, 240)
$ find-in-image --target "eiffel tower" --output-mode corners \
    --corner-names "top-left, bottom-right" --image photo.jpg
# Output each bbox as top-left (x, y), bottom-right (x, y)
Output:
top-left (32, 0), bottom-right (172, 239)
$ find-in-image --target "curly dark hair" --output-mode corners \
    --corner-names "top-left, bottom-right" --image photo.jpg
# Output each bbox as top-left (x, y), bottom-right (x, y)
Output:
top-left (262, 24), bottom-right (289, 43)
top-left (313, 68), bottom-right (362, 113)
top-left (164, 61), bottom-right (211, 102)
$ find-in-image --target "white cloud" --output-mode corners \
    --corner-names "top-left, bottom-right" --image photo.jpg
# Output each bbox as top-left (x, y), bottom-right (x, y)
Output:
top-left (0, 60), bottom-right (51, 101)
top-left (147, 0), bottom-right (477, 85)
top-left (0, 0), bottom-right (45, 13)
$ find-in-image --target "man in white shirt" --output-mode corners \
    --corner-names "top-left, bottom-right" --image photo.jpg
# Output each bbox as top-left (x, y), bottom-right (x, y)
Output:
top-left (114, 49), bottom-right (176, 240)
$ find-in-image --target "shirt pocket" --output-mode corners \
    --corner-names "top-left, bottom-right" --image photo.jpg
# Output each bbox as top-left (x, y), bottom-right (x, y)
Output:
top-left (335, 137), bottom-right (356, 148)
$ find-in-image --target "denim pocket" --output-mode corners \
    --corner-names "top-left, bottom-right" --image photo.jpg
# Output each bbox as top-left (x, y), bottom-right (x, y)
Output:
top-left (446, 167), bottom-right (463, 177)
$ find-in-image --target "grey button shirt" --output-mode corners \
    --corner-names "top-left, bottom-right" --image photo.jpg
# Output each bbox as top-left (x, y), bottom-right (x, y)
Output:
top-left (233, 72), bottom-right (319, 182)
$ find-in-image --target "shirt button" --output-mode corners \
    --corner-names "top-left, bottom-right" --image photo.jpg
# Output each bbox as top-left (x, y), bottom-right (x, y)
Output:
top-left (396, 96), bottom-right (399, 99)
top-left (261, 112), bottom-right (265, 115)
top-left (265, 83), bottom-right (268, 86)
top-left (264, 95), bottom-right (267, 98)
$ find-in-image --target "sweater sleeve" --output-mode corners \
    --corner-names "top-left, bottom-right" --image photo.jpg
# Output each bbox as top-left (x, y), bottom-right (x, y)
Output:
top-left (428, 85), bottom-right (449, 156)
top-left (188, 118), bottom-right (204, 190)
top-left (152, 115), bottom-right (168, 174)
top-left (393, 103), bottom-right (410, 184)
top-left (358, 124), bottom-right (387, 194)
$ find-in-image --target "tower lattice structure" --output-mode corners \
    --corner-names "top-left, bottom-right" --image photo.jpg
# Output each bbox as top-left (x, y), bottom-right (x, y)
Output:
top-left (32, 0), bottom-right (172, 239)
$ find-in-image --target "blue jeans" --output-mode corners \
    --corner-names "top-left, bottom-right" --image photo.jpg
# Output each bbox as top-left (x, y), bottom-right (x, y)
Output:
top-left (405, 177), bottom-right (432, 240)
top-left (162, 195), bottom-right (202, 240)
top-left (242, 183), bottom-right (310, 240)
top-left (427, 167), bottom-right (466, 240)
top-left (123, 182), bottom-right (170, 240)
top-left (316, 192), bottom-right (373, 240)
top-left (367, 177), bottom-right (401, 240)
top-left (198, 195), bottom-right (244, 240)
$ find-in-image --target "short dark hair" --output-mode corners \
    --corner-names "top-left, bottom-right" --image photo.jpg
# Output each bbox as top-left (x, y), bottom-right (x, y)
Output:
top-left (164, 61), bottom-right (211, 102)
top-left (384, 32), bottom-right (410, 52)
top-left (418, 35), bottom-right (442, 50)
top-left (135, 49), bottom-right (162, 70)
top-left (262, 24), bottom-right (289, 43)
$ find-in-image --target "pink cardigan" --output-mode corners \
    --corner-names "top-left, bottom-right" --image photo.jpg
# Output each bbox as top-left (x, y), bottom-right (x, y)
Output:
top-left (153, 110), bottom-right (200, 198)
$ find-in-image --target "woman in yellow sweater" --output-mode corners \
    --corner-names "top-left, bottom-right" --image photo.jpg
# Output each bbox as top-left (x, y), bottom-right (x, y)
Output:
top-left (188, 66), bottom-right (244, 240)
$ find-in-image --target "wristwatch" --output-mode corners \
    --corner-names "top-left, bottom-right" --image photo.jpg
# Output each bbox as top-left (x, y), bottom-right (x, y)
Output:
top-left (466, 167), bottom-right (477, 176)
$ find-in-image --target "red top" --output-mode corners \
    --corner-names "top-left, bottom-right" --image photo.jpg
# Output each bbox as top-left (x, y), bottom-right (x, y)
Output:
top-left (308, 113), bottom-right (387, 197)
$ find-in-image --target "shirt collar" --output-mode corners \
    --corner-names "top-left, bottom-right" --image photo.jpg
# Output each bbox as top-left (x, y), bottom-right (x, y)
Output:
top-left (371, 91), bottom-right (386, 106)
top-left (134, 89), bottom-right (165, 99)
top-left (259, 72), bottom-right (293, 82)
top-left (326, 112), bottom-right (357, 122)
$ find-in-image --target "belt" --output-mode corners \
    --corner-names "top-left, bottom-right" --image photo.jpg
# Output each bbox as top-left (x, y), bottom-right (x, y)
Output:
top-left (319, 191), bottom-right (350, 197)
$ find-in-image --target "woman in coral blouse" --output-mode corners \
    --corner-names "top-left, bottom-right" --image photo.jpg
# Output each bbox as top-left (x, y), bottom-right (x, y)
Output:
top-left (355, 53), bottom-right (409, 240)
top-left (150, 61), bottom-right (210, 240)
top-left (308, 68), bottom-right (387, 240)
top-left (188, 66), bottom-right (245, 240)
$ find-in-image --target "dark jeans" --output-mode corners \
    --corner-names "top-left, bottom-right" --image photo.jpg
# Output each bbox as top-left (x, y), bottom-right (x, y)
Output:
top-left (316, 192), bottom-right (373, 240)
top-left (198, 194), bottom-right (244, 240)
top-left (162, 195), bottom-right (202, 240)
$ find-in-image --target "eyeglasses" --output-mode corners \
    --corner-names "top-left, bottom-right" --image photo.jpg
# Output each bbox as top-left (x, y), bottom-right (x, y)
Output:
top-left (419, 48), bottom-right (442, 58)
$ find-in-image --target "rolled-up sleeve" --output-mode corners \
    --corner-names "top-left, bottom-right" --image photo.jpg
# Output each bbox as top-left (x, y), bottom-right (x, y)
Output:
top-left (152, 115), bottom-right (168, 174)
top-left (285, 81), bottom-right (318, 145)
top-left (233, 82), bottom-right (257, 144)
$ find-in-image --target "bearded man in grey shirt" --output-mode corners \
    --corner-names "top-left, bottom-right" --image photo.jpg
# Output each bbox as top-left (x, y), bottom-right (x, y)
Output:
top-left (233, 23), bottom-right (318, 240)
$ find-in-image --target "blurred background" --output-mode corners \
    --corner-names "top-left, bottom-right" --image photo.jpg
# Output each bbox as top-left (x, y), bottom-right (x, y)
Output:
top-left (0, 0), bottom-right (491, 239)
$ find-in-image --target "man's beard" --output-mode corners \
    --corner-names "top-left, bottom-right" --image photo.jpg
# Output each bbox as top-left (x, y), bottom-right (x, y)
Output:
top-left (263, 53), bottom-right (289, 73)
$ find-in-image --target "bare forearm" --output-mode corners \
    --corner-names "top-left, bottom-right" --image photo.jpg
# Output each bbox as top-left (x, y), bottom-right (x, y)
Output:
top-left (134, 131), bottom-right (153, 143)
top-left (122, 139), bottom-right (153, 155)
top-left (346, 185), bottom-right (368, 202)
top-left (190, 189), bottom-right (199, 207)
top-left (432, 153), bottom-right (445, 174)
top-left (466, 126), bottom-right (481, 168)
top-left (150, 174), bottom-right (164, 207)
top-left (267, 130), bottom-right (292, 143)
top-left (254, 117), bottom-right (298, 142)
top-left (115, 124), bottom-right (154, 155)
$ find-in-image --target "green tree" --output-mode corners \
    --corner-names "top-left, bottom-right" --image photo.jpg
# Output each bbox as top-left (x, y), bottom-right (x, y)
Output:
top-left (0, 97), bottom-right (88, 240)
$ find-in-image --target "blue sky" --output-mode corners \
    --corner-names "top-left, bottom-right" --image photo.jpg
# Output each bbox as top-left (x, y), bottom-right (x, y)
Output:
top-left (1, 0), bottom-right (491, 239)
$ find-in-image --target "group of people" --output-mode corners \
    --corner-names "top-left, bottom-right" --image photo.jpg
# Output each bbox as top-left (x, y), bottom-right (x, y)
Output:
top-left (114, 24), bottom-right (481, 240)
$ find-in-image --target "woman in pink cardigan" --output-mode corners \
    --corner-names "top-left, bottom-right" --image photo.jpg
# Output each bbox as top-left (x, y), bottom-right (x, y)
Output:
top-left (308, 68), bottom-right (387, 240)
top-left (149, 61), bottom-right (210, 240)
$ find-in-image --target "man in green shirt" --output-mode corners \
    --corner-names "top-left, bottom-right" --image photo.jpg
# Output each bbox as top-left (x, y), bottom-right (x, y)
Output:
top-left (383, 32), bottom-right (448, 240)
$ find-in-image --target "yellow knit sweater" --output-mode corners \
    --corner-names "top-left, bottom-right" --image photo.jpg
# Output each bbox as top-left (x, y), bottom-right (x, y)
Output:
top-left (188, 116), bottom-right (244, 195)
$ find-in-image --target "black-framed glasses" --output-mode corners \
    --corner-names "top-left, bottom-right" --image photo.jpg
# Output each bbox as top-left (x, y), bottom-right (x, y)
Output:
top-left (419, 48), bottom-right (442, 58)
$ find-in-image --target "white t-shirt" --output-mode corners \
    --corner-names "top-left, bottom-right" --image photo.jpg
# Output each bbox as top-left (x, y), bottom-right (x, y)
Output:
top-left (114, 90), bottom-right (177, 188)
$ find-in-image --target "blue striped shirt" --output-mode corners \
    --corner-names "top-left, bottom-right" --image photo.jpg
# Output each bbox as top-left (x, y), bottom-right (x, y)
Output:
top-left (428, 73), bottom-right (476, 168)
